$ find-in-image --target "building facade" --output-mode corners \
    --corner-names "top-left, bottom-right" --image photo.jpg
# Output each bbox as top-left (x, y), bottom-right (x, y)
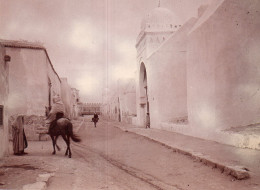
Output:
top-left (102, 79), bottom-right (137, 124)
top-left (81, 103), bottom-right (102, 115)
top-left (61, 78), bottom-right (80, 119)
top-left (1, 40), bottom-right (62, 117)
top-left (61, 78), bottom-right (73, 118)
top-left (0, 43), bottom-right (10, 158)
top-left (117, 79), bottom-right (137, 124)
top-left (0, 40), bottom-right (78, 141)
top-left (136, 0), bottom-right (260, 149)
top-left (135, 5), bottom-right (182, 127)
top-left (71, 88), bottom-right (80, 118)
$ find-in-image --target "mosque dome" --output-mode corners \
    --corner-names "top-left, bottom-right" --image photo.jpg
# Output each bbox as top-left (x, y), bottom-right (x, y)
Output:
top-left (141, 7), bottom-right (181, 32)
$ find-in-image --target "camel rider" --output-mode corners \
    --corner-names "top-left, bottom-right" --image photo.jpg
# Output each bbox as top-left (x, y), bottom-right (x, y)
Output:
top-left (46, 94), bottom-right (65, 134)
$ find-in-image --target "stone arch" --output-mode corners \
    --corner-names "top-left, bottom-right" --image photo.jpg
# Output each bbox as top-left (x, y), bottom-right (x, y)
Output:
top-left (139, 62), bottom-right (150, 127)
top-left (139, 62), bottom-right (147, 98)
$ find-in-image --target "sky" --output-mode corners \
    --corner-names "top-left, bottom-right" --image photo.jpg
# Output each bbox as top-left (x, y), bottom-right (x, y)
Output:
top-left (0, 0), bottom-right (211, 102)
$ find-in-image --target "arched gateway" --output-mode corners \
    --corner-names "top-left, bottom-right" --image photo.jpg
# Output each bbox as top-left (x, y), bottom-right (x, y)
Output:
top-left (135, 5), bottom-right (181, 127)
top-left (139, 62), bottom-right (149, 126)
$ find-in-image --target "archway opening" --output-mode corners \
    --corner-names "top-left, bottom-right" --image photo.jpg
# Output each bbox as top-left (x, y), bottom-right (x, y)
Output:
top-left (139, 62), bottom-right (150, 127)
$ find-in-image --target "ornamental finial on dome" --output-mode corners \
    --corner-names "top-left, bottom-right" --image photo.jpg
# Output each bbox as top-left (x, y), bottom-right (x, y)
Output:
top-left (158, 0), bottom-right (161, 7)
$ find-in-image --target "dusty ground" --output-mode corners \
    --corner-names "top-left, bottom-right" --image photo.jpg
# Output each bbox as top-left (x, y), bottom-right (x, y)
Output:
top-left (73, 117), bottom-right (259, 190)
top-left (0, 116), bottom-right (259, 190)
top-left (0, 141), bottom-right (61, 190)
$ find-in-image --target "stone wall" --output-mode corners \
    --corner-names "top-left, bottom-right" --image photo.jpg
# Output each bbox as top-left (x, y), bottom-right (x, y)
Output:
top-left (9, 115), bottom-right (48, 141)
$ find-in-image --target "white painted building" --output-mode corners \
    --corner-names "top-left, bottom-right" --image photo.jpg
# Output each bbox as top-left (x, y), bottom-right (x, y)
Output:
top-left (102, 78), bottom-right (137, 124)
top-left (0, 39), bottom-right (79, 141)
top-left (136, 0), bottom-right (260, 149)
top-left (136, 5), bottom-right (182, 127)
top-left (0, 43), bottom-right (10, 158)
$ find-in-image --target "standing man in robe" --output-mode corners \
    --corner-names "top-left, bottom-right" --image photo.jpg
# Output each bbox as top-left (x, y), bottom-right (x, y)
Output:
top-left (146, 113), bottom-right (150, 129)
top-left (12, 115), bottom-right (28, 155)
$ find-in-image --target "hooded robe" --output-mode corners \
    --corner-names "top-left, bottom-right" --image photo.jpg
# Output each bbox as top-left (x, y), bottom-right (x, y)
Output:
top-left (12, 115), bottom-right (27, 154)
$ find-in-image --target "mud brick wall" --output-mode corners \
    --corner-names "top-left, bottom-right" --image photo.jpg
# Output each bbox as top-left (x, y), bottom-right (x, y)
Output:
top-left (9, 115), bottom-right (49, 141)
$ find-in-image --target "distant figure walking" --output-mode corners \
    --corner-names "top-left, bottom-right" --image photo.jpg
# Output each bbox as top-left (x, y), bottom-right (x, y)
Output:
top-left (92, 112), bottom-right (99, 127)
top-left (46, 94), bottom-right (65, 134)
top-left (146, 113), bottom-right (150, 129)
top-left (12, 115), bottom-right (28, 155)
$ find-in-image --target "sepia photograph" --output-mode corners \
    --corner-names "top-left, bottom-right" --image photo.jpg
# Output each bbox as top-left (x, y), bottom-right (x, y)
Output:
top-left (0, 0), bottom-right (260, 189)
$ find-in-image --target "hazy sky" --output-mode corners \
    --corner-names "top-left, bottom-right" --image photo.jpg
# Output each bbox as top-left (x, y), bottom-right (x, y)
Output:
top-left (0, 0), bottom-right (211, 102)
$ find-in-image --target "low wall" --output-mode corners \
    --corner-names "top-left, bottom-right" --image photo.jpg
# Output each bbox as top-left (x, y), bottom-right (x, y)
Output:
top-left (9, 115), bottom-right (48, 141)
top-left (160, 122), bottom-right (260, 150)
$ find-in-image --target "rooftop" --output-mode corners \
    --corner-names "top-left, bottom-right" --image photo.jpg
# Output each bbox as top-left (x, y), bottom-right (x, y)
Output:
top-left (0, 39), bottom-right (44, 50)
top-left (0, 39), bottom-right (60, 82)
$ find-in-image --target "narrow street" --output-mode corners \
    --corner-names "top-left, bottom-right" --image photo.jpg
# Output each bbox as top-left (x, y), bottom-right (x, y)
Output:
top-left (0, 116), bottom-right (258, 190)
top-left (46, 116), bottom-right (256, 190)
top-left (1, 1), bottom-right (260, 190)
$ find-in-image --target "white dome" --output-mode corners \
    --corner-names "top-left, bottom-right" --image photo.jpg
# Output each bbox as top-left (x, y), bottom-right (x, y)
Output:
top-left (141, 7), bottom-right (181, 31)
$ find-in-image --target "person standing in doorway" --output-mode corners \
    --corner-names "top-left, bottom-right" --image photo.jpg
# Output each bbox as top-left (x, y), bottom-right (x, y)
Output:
top-left (146, 113), bottom-right (150, 129)
top-left (12, 115), bottom-right (28, 155)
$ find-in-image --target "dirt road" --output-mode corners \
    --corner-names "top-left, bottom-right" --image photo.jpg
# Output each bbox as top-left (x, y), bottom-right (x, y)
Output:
top-left (1, 116), bottom-right (258, 190)
top-left (49, 116), bottom-right (257, 190)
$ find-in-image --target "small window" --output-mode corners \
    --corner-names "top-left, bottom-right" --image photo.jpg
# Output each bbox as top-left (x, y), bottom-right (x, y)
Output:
top-left (0, 105), bottom-right (3, 126)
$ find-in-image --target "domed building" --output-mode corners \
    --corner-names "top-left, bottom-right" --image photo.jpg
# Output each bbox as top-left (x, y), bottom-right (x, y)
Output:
top-left (136, 6), bottom-right (181, 58)
top-left (141, 7), bottom-right (181, 32)
top-left (135, 5), bottom-right (185, 127)
top-left (135, 0), bottom-right (260, 150)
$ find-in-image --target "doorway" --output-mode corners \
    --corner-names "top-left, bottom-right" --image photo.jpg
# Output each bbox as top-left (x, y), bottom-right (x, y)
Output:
top-left (139, 62), bottom-right (150, 127)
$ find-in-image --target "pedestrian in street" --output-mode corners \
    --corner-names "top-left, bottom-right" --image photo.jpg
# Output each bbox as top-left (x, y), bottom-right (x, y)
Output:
top-left (146, 113), bottom-right (150, 129)
top-left (12, 115), bottom-right (28, 155)
top-left (46, 94), bottom-right (65, 134)
top-left (92, 112), bottom-right (99, 127)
